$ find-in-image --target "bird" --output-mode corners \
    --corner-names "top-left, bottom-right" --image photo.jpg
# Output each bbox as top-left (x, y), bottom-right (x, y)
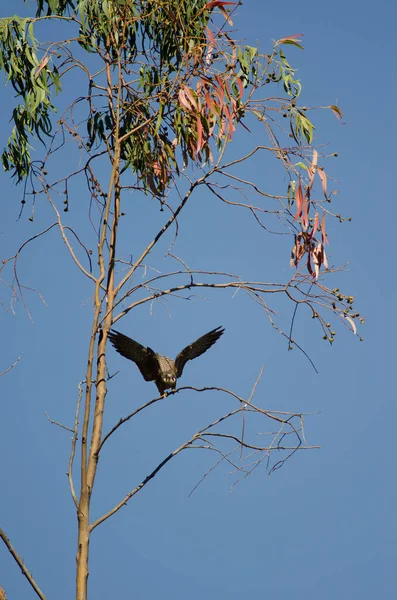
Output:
top-left (108, 326), bottom-right (225, 395)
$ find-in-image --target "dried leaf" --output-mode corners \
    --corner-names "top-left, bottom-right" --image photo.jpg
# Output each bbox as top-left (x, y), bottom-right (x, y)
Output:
top-left (236, 76), bottom-right (244, 99)
top-left (178, 88), bottom-right (191, 111)
top-left (293, 180), bottom-right (304, 222)
top-left (311, 149), bottom-right (318, 169)
top-left (330, 104), bottom-right (343, 120)
top-left (204, 90), bottom-right (219, 116)
top-left (146, 173), bottom-right (158, 196)
top-left (311, 212), bottom-right (319, 239)
top-left (196, 116), bottom-right (203, 155)
top-left (205, 27), bottom-right (216, 47)
top-left (184, 86), bottom-right (198, 110)
top-left (311, 244), bottom-right (321, 279)
top-left (276, 34), bottom-right (304, 48)
top-left (204, 1), bottom-right (236, 8)
top-left (317, 167), bottom-right (327, 197)
top-left (36, 55), bottom-right (49, 76)
top-left (321, 212), bottom-right (329, 245)
top-left (219, 6), bottom-right (233, 25)
top-left (345, 316), bottom-right (357, 335)
top-left (302, 191), bottom-right (309, 231)
top-left (290, 234), bottom-right (306, 267)
top-left (322, 247), bottom-right (328, 269)
top-left (306, 252), bottom-right (314, 276)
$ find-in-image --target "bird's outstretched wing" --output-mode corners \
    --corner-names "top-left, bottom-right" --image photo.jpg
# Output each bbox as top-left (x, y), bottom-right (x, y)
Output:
top-left (108, 329), bottom-right (159, 382)
top-left (175, 326), bottom-right (225, 377)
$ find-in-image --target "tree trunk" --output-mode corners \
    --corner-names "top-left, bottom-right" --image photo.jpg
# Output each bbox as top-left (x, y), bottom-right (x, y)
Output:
top-left (76, 496), bottom-right (90, 600)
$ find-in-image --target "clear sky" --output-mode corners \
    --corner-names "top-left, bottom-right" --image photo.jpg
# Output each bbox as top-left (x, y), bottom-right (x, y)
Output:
top-left (0, 1), bottom-right (396, 599)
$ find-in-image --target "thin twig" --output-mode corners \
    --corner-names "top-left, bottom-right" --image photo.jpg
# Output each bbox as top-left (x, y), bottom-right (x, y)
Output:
top-left (68, 381), bottom-right (84, 508)
top-left (0, 356), bottom-right (21, 377)
top-left (45, 412), bottom-right (74, 433)
top-left (98, 394), bottom-right (165, 453)
top-left (0, 528), bottom-right (47, 600)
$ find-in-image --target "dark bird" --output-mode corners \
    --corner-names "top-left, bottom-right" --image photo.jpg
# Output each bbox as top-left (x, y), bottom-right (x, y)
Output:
top-left (108, 326), bottom-right (225, 395)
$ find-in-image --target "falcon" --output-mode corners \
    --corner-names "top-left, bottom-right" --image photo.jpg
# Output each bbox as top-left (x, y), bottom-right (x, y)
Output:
top-left (108, 326), bottom-right (224, 395)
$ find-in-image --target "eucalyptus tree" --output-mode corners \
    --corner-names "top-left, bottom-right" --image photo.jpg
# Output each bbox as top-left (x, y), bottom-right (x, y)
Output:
top-left (0, 1), bottom-right (360, 599)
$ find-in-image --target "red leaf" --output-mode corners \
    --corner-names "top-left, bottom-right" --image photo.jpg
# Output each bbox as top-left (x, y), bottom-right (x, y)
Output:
top-left (204, 1), bottom-right (235, 8)
top-left (317, 167), bottom-right (327, 198)
top-left (205, 90), bottom-right (219, 116)
top-left (236, 77), bottom-right (244, 99)
top-left (301, 191), bottom-right (309, 231)
top-left (196, 116), bottom-right (204, 155)
top-left (293, 181), bottom-right (304, 222)
top-left (276, 34), bottom-right (304, 47)
top-left (213, 84), bottom-right (224, 105)
top-left (184, 86), bottom-right (198, 110)
top-left (205, 27), bottom-right (216, 46)
top-left (214, 74), bottom-right (225, 95)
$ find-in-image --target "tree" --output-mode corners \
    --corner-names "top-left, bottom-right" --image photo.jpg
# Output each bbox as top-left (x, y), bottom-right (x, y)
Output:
top-left (0, 1), bottom-right (361, 599)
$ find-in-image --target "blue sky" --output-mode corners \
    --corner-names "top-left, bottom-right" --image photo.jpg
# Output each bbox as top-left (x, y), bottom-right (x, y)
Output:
top-left (0, 1), bottom-right (396, 599)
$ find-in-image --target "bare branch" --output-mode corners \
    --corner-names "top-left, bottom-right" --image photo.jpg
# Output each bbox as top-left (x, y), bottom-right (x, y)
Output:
top-left (98, 393), bottom-right (165, 453)
top-left (45, 412), bottom-right (74, 433)
top-left (68, 381), bottom-right (84, 508)
top-left (0, 528), bottom-right (47, 600)
top-left (90, 438), bottom-right (193, 531)
top-left (0, 356), bottom-right (21, 377)
top-left (91, 376), bottom-right (316, 530)
top-left (45, 192), bottom-right (98, 285)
